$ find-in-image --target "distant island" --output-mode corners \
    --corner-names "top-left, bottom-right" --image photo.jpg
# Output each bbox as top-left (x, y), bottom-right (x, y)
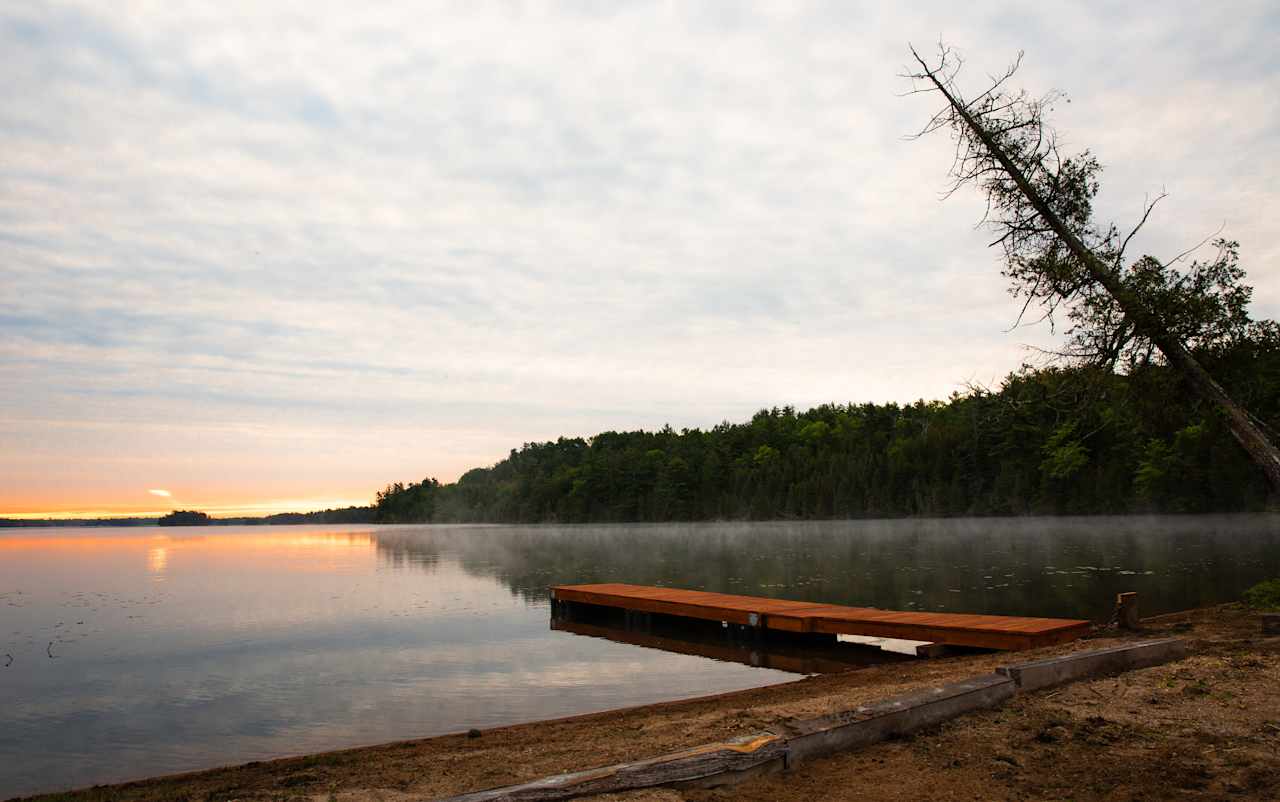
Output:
top-left (158, 510), bottom-right (213, 526)
top-left (149, 506), bottom-right (375, 527)
top-left (0, 516), bottom-right (160, 529)
top-left (0, 505), bottom-right (375, 529)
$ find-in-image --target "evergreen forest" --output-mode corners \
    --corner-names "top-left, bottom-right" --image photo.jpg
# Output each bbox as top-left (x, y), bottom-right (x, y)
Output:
top-left (373, 331), bottom-right (1280, 524)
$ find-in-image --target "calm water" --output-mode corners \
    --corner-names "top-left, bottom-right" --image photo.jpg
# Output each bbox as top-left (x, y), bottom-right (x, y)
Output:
top-left (2, 515), bottom-right (1279, 797)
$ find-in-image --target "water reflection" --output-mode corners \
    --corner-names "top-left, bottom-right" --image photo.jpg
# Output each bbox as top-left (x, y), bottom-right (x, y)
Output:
top-left (371, 516), bottom-right (1280, 621)
top-left (2, 516), bottom-right (1278, 798)
top-left (146, 545), bottom-right (168, 576)
top-left (0, 524), bottom-right (793, 798)
top-left (550, 608), bottom-right (910, 675)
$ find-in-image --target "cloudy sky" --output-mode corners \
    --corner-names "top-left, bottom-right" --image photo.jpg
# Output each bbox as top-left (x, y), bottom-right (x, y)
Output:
top-left (3, 1), bottom-right (1278, 517)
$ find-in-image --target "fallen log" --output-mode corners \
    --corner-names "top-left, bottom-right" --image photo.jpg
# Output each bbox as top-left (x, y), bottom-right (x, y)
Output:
top-left (441, 732), bottom-right (787, 802)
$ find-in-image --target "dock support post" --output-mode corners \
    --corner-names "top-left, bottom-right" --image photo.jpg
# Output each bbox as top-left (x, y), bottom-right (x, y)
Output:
top-left (551, 597), bottom-right (577, 622)
top-left (1115, 592), bottom-right (1140, 630)
top-left (624, 610), bottom-right (652, 632)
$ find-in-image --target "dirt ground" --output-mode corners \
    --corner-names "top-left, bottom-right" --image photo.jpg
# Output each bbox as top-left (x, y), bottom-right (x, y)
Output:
top-left (19, 605), bottom-right (1279, 802)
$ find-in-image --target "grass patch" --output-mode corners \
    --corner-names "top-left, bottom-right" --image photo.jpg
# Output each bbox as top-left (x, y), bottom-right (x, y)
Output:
top-left (1243, 579), bottom-right (1280, 610)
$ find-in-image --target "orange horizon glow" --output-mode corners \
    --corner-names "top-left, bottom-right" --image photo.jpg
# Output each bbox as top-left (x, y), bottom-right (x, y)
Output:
top-left (0, 494), bottom-right (376, 520)
top-left (0, 531), bottom-right (376, 551)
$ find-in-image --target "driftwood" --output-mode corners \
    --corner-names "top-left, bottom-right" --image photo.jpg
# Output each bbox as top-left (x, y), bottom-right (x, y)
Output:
top-left (439, 733), bottom-right (786, 802)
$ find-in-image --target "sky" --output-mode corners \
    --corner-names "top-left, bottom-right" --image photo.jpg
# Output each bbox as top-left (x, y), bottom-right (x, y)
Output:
top-left (3, 1), bottom-right (1279, 518)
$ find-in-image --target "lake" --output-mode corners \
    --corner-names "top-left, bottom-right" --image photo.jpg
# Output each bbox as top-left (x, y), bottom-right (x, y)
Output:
top-left (2, 515), bottom-right (1278, 797)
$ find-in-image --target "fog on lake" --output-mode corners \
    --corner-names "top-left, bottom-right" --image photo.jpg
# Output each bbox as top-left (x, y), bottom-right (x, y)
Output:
top-left (1, 515), bottom-right (1277, 797)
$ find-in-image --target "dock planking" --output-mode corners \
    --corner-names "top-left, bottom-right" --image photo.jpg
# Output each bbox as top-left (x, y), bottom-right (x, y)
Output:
top-left (550, 583), bottom-right (1092, 651)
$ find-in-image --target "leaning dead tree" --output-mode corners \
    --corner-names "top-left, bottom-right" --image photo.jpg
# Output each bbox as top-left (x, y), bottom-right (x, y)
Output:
top-left (904, 43), bottom-right (1280, 493)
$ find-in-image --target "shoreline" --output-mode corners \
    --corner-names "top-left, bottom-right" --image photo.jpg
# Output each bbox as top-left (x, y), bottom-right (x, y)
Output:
top-left (7, 510), bottom-right (1279, 529)
top-left (17, 603), bottom-right (1279, 802)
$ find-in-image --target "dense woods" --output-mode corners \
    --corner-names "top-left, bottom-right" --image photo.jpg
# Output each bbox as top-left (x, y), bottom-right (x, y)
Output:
top-left (373, 332), bottom-right (1280, 524)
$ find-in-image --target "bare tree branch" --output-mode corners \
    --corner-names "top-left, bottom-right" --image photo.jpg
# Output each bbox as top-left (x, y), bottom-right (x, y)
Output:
top-left (903, 41), bottom-right (1280, 493)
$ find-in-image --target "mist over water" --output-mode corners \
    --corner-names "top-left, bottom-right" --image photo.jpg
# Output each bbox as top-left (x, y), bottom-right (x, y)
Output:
top-left (388, 515), bottom-right (1280, 621)
top-left (1, 516), bottom-right (1277, 797)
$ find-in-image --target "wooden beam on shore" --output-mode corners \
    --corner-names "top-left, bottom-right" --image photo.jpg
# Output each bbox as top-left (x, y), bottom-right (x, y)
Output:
top-left (433, 638), bottom-right (1189, 802)
top-left (441, 732), bottom-right (787, 801)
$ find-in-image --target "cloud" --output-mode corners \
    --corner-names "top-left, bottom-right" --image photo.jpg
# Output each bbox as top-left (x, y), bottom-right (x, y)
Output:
top-left (2, 1), bottom-right (1278, 511)
top-left (148, 489), bottom-right (172, 498)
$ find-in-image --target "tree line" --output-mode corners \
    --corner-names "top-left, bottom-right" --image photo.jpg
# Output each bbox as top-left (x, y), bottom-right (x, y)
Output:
top-left (373, 330), bottom-right (1280, 524)
top-left (371, 45), bottom-right (1280, 525)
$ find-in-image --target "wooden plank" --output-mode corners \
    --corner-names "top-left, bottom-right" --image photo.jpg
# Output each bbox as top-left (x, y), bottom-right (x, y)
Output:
top-left (785, 673), bottom-right (1016, 767)
top-left (996, 638), bottom-right (1188, 691)
top-left (440, 732), bottom-right (787, 801)
top-left (552, 583), bottom-right (1091, 651)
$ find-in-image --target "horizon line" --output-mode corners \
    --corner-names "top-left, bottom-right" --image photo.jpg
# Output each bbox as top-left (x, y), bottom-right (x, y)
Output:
top-left (0, 496), bottom-right (373, 521)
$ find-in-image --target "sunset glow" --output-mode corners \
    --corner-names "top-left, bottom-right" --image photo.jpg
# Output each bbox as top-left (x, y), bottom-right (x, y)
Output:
top-left (0, 495), bottom-right (374, 520)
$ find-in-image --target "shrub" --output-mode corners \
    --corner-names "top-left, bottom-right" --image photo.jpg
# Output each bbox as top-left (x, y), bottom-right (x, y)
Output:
top-left (1242, 579), bottom-right (1280, 610)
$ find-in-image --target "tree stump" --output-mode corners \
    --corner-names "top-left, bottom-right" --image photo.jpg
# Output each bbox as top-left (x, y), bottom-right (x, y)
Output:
top-left (1115, 592), bottom-right (1140, 630)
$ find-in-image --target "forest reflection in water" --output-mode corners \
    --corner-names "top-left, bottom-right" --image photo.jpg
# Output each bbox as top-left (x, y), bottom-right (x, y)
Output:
top-left (372, 514), bottom-right (1280, 622)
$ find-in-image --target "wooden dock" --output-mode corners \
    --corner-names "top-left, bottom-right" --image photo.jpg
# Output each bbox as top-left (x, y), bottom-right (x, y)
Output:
top-left (550, 583), bottom-right (1091, 651)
